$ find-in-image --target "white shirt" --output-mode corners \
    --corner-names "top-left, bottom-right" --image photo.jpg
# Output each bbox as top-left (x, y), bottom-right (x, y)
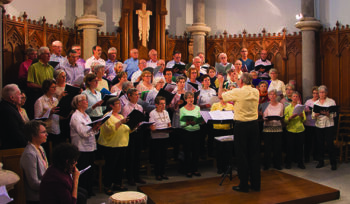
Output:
top-left (198, 88), bottom-right (217, 110)
top-left (34, 95), bottom-right (60, 135)
top-left (166, 60), bottom-right (185, 68)
top-left (85, 56), bottom-right (106, 71)
top-left (147, 60), bottom-right (158, 68)
top-left (82, 89), bottom-right (103, 117)
top-left (312, 97), bottom-right (337, 128)
top-left (131, 70), bottom-right (142, 83)
top-left (70, 110), bottom-right (98, 152)
top-left (149, 109), bottom-right (171, 139)
top-left (268, 79), bottom-right (286, 96)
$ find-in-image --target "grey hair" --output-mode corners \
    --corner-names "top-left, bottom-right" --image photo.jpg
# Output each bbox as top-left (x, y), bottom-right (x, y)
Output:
top-left (91, 62), bottom-right (105, 73)
top-left (122, 81), bottom-right (133, 92)
top-left (153, 77), bottom-right (165, 86)
top-left (108, 47), bottom-right (117, 54)
top-left (269, 68), bottom-right (278, 76)
top-left (2, 84), bottom-right (19, 101)
top-left (127, 88), bottom-right (138, 96)
top-left (192, 56), bottom-right (201, 62)
top-left (219, 53), bottom-right (227, 59)
top-left (184, 91), bottom-right (194, 100)
top-left (286, 83), bottom-right (295, 90)
top-left (318, 85), bottom-right (328, 93)
top-left (52, 40), bottom-right (62, 46)
top-left (54, 69), bottom-right (66, 79)
top-left (240, 72), bottom-right (252, 85)
top-left (268, 89), bottom-right (278, 95)
top-left (26, 47), bottom-right (36, 55)
top-left (38, 47), bottom-right (50, 56)
top-left (71, 94), bottom-right (87, 110)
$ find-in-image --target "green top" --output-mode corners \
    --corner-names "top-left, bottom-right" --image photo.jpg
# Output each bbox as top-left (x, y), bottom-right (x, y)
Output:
top-left (284, 104), bottom-right (306, 133)
top-left (27, 61), bottom-right (54, 85)
top-left (180, 105), bottom-right (201, 131)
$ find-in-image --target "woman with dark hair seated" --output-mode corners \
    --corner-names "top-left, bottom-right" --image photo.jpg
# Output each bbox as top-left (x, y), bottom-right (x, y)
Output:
top-left (40, 143), bottom-right (87, 204)
top-left (20, 120), bottom-right (48, 204)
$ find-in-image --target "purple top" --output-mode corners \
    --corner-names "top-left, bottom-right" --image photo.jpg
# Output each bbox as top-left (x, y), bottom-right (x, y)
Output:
top-left (304, 99), bottom-right (317, 127)
top-left (40, 166), bottom-right (76, 204)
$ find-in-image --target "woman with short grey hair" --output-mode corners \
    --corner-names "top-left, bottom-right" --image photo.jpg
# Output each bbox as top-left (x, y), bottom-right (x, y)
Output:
top-left (268, 68), bottom-right (286, 100)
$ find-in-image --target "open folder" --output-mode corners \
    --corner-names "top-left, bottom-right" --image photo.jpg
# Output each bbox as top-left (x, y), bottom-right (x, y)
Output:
top-left (86, 111), bottom-right (112, 127)
top-left (200, 111), bottom-right (234, 124)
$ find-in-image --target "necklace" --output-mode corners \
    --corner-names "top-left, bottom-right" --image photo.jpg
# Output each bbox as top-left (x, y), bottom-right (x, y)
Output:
top-left (157, 110), bottom-right (166, 122)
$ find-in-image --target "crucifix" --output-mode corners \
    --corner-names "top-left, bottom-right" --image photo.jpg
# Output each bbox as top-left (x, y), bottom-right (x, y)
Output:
top-left (136, 3), bottom-right (152, 47)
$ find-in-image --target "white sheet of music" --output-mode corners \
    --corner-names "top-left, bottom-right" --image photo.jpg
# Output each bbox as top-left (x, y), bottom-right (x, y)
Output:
top-left (292, 104), bottom-right (306, 115)
top-left (200, 111), bottom-right (211, 123)
top-left (214, 135), bottom-right (234, 142)
top-left (209, 110), bottom-right (234, 120)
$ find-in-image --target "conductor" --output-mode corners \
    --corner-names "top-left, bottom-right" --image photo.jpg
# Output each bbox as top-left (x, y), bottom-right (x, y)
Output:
top-left (218, 72), bottom-right (260, 192)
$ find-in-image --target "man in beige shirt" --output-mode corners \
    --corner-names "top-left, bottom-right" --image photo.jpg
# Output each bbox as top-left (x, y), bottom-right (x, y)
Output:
top-left (218, 72), bottom-right (260, 193)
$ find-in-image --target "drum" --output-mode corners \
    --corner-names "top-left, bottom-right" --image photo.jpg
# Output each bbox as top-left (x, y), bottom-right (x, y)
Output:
top-left (109, 191), bottom-right (147, 204)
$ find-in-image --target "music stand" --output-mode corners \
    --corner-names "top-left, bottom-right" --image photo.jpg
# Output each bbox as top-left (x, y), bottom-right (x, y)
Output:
top-left (215, 136), bottom-right (236, 186)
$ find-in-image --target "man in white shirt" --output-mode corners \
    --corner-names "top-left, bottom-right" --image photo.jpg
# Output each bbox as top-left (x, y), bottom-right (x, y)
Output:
top-left (85, 45), bottom-right (106, 72)
top-left (146, 49), bottom-right (158, 68)
top-left (131, 59), bottom-right (147, 83)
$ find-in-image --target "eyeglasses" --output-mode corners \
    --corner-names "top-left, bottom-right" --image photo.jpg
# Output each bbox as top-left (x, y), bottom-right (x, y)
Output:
top-left (50, 86), bottom-right (57, 89)
top-left (144, 75), bottom-right (152, 78)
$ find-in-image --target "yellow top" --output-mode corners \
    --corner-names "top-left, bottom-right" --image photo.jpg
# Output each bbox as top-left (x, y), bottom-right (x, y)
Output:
top-left (98, 114), bottom-right (130, 147)
top-left (222, 85), bottom-right (259, 121)
top-left (210, 102), bottom-right (234, 130)
top-left (96, 79), bottom-right (109, 92)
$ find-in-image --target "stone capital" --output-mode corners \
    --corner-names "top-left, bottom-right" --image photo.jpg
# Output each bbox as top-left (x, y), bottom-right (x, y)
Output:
top-left (75, 15), bottom-right (104, 30)
top-left (295, 17), bottom-right (322, 31)
top-left (186, 23), bottom-right (211, 36)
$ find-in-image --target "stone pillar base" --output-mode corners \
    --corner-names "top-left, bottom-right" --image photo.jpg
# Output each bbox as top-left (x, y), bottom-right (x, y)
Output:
top-left (186, 24), bottom-right (211, 57)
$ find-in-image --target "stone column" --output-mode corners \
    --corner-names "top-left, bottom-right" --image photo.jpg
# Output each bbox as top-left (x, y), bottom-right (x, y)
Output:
top-left (75, 0), bottom-right (103, 60)
top-left (186, 0), bottom-right (210, 57)
top-left (295, 0), bottom-right (321, 101)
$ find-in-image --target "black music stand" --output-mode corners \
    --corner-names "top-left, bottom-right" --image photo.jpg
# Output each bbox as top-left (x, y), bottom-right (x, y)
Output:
top-left (216, 137), bottom-right (236, 186)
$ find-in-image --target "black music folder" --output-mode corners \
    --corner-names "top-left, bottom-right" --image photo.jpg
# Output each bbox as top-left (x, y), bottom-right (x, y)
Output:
top-left (56, 84), bottom-right (81, 117)
top-left (313, 104), bottom-right (338, 114)
top-left (125, 109), bottom-right (146, 130)
top-left (156, 89), bottom-right (176, 105)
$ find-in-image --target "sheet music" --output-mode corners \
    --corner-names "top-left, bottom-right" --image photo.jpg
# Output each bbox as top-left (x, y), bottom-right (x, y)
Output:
top-left (79, 165), bottom-right (91, 174)
top-left (72, 75), bottom-right (84, 86)
top-left (86, 111), bottom-right (112, 126)
top-left (293, 104), bottom-right (306, 115)
top-left (214, 135), bottom-right (234, 142)
top-left (209, 110), bottom-right (234, 120)
top-left (200, 111), bottom-right (211, 123)
top-left (35, 108), bottom-right (51, 120)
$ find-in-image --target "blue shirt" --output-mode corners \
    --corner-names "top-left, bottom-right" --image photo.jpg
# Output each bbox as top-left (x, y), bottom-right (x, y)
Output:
top-left (59, 62), bottom-right (84, 85)
top-left (50, 54), bottom-right (67, 69)
top-left (239, 58), bottom-right (255, 72)
top-left (124, 58), bottom-right (139, 80)
top-left (105, 59), bottom-right (118, 80)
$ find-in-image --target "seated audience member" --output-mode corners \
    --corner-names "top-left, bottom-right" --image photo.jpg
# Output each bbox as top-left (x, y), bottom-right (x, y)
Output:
top-left (280, 83), bottom-right (301, 107)
top-left (210, 95), bottom-right (234, 174)
top-left (98, 97), bottom-right (129, 195)
top-left (124, 49), bottom-right (139, 80)
top-left (312, 85), bottom-right (337, 170)
top-left (185, 67), bottom-right (202, 92)
top-left (166, 50), bottom-right (185, 69)
top-left (121, 88), bottom-right (146, 186)
top-left (255, 50), bottom-right (273, 80)
top-left (20, 120), bottom-right (48, 204)
top-left (131, 59), bottom-right (147, 83)
top-left (304, 86), bottom-right (319, 163)
top-left (111, 71), bottom-right (128, 96)
top-left (18, 92), bottom-right (30, 123)
top-left (85, 45), bottom-right (106, 72)
top-left (0, 84), bottom-right (27, 149)
top-left (34, 79), bottom-right (61, 157)
top-left (207, 66), bottom-right (219, 90)
top-left (72, 44), bottom-right (86, 69)
top-left (147, 49), bottom-right (158, 68)
top-left (262, 89), bottom-right (284, 170)
top-left (268, 68), bottom-right (285, 101)
top-left (105, 47), bottom-right (119, 81)
top-left (70, 94), bottom-right (101, 197)
top-left (18, 48), bottom-right (37, 89)
top-left (153, 59), bottom-right (166, 79)
top-left (144, 77), bottom-right (165, 113)
top-left (40, 143), bottom-right (87, 204)
top-left (239, 47), bottom-right (255, 72)
top-left (215, 53), bottom-right (233, 78)
top-left (180, 92), bottom-right (202, 178)
top-left (54, 69), bottom-right (68, 100)
top-left (111, 62), bottom-right (125, 85)
top-left (50, 40), bottom-right (67, 69)
top-left (92, 62), bottom-right (109, 91)
top-left (60, 49), bottom-right (84, 86)
top-left (136, 70), bottom-right (153, 93)
top-left (149, 96), bottom-right (172, 181)
top-left (284, 91), bottom-right (306, 169)
top-left (82, 73), bottom-right (104, 121)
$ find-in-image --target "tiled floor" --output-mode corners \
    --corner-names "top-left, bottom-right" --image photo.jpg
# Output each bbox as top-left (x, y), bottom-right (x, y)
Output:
top-left (88, 159), bottom-right (350, 204)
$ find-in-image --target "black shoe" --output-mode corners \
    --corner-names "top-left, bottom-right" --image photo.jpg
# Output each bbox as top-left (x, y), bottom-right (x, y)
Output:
top-left (298, 163), bottom-right (306, 169)
top-left (186, 173), bottom-right (192, 178)
top-left (161, 175), bottom-right (169, 180)
top-left (285, 163), bottom-right (291, 169)
top-left (193, 172), bottom-right (201, 177)
top-left (316, 161), bottom-right (324, 168)
top-left (232, 186), bottom-right (249, 193)
top-left (156, 176), bottom-right (162, 181)
top-left (135, 178), bottom-right (146, 184)
top-left (331, 164), bottom-right (337, 171)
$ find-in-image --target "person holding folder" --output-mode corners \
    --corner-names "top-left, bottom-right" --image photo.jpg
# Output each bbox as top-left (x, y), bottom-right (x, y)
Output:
top-left (185, 67), bottom-right (202, 92)
top-left (312, 85), bottom-right (337, 170)
top-left (82, 73), bottom-right (104, 122)
top-left (180, 92), bottom-right (202, 178)
top-left (284, 91), bottom-right (306, 169)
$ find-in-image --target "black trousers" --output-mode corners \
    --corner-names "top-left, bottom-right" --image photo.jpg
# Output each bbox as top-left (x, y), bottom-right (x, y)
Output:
top-left (99, 145), bottom-right (126, 187)
top-left (151, 138), bottom-right (169, 176)
top-left (77, 151), bottom-right (95, 195)
top-left (233, 120), bottom-right (260, 190)
top-left (263, 131), bottom-right (282, 168)
top-left (286, 131), bottom-right (304, 164)
top-left (126, 131), bottom-right (143, 181)
top-left (304, 126), bottom-right (318, 161)
top-left (316, 127), bottom-right (337, 165)
top-left (212, 129), bottom-right (234, 172)
top-left (182, 130), bottom-right (201, 173)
